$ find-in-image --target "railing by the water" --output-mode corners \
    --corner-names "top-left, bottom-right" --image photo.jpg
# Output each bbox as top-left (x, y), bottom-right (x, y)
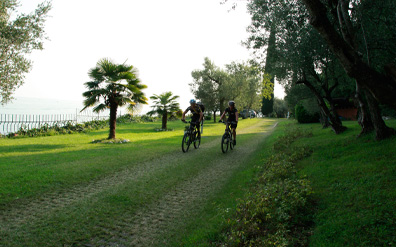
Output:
top-left (0, 110), bottom-right (109, 135)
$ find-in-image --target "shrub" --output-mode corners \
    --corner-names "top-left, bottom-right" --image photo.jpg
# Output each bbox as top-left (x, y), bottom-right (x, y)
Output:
top-left (295, 104), bottom-right (320, 123)
top-left (217, 127), bottom-right (314, 246)
top-left (8, 119), bottom-right (108, 138)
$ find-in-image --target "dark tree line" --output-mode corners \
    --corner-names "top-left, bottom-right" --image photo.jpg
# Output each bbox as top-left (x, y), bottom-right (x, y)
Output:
top-left (244, 0), bottom-right (396, 140)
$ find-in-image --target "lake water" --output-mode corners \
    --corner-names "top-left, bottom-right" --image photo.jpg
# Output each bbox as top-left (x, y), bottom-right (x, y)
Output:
top-left (0, 97), bottom-right (85, 115)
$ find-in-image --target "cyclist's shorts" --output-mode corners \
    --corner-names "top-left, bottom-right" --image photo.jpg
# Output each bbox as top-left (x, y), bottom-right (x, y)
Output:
top-left (191, 117), bottom-right (200, 129)
top-left (230, 122), bottom-right (238, 129)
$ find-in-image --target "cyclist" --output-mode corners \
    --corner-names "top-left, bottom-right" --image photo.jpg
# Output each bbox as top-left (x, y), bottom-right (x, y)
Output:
top-left (182, 99), bottom-right (204, 135)
top-left (219, 101), bottom-right (239, 145)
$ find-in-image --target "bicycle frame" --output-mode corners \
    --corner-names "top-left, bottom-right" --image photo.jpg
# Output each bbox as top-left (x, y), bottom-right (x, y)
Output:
top-left (221, 121), bottom-right (236, 153)
top-left (182, 121), bottom-right (200, 153)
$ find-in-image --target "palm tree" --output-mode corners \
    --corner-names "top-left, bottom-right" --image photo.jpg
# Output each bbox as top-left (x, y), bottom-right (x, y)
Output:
top-left (147, 91), bottom-right (180, 130)
top-left (82, 58), bottom-right (148, 139)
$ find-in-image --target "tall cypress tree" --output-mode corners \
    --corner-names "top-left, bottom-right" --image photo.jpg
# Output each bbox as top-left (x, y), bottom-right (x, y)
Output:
top-left (261, 26), bottom-right (276, 115)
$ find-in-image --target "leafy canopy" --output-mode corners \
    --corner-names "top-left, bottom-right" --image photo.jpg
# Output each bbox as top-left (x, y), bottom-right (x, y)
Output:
top-left (147, 91), bottom-right (180, 117)
top-left (0, 0), bottom-right (51, 104)
top-left (82, 58), bottom-right (148, 113)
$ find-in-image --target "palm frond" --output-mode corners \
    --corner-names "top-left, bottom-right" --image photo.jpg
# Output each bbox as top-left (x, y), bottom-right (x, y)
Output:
top-left (150, 94), bottom-right (160, 100)
top-left (83, 96), bottom-right (98, 107)
top-left (92, 103), bottom-right (108, 113)
top-left (84, 80), bottom-right (101, 89)
top-left (84, 58), bottom-right (148, 113)
top-left (88, 68), bottom-right (105, 81)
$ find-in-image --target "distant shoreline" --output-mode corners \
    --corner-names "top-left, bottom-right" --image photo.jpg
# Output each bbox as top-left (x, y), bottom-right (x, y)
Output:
top-left (0, 96), bottom-right (84, 115)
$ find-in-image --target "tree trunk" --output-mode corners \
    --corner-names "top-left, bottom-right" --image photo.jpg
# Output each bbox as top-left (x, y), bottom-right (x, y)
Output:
top-left (213, 110), bottom-right (216, 123)
top-left (302, 0), bottom-right (396, 110)
top-left (318, 102), bottom-right (330, 129)
top-left (355, 82), bottom-right (374, 137)
top-left (298, 79), bottom-right (347, 134)
top-left (365, 90), bottom-right (395, 140)
top-left (108, 103), bottom-right (118, 139)
top-left (219, 98), bottom-right (225, 115)
top-left (162, 112), bottom-right (167, 129)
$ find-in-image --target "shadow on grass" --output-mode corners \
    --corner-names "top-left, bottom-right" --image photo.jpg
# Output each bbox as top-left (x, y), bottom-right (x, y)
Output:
top-left (88, 126), bottom-right (173, 136)
top-left (0, 128), bottom-right (273, 206)
top-left (0, 144), bottom-right (69, 154)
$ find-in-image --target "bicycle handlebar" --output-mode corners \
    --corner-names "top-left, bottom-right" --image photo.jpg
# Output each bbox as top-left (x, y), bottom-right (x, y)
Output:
top-left (219, 120), bottom-right (237, 125)
top-left (182, 120), bottom-right (200, 125)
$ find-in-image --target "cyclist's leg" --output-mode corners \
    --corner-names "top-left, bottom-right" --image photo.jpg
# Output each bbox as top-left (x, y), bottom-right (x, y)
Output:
top-left (231, 123), bottom-right (237, 145)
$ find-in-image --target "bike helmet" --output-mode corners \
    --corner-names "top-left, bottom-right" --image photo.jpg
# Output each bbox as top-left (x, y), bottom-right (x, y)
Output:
top-left (189, 99), bottom-right (196, 104)
top-left (228, 101), bottom-right (235, 107)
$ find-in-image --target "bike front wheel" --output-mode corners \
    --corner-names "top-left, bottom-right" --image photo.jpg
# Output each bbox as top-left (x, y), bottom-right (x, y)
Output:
top-left (182, 133), bottom-right (191, 153)
top-left (194, 132), bottom-right (201, 149)
top-left (221, 134), bottom-right (229, 153)
top-left (229, 135), bottom-right (234, 150)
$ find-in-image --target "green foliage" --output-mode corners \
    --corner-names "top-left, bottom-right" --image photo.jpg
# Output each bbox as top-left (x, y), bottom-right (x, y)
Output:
top-left (147, 91), bottom-right (180, 129)
top-left (272, 97), bottom-right (288, 118)
top-left (217, 127), bottom-right (314, 246)
top-left (190, 57), bottom-right (225, 113)
top-left (380, 104), bottom-right (396, 118)
top-left (116, 114), bottom-right (159, 123)
top-left (82, 58), bottom-right (148, 113)
top-left (82, 58), bottom-right (148, 139)
top-left (6, 114), bottom-right (162, 138)
top-left (0, 119), bottom-right (272, 246)
top-left (8, 119), bottom-right (108, 138)
top-left (0, 1), bottom-right (52, 104)
top-left (295, 104), bottom-right (320, 123)
top-left (296, 120), bottom-right (396, 246)
top-left (261, 96), bottom-right (274, 115)
top-left (261, 74), bottom-right (274, 115)
top-left (190, 58), bottom-right (262, 115)
top-left (147, 92), bottom-right (180, 117)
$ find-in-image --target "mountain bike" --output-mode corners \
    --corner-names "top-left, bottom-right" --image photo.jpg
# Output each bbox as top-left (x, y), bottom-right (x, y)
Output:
top-left (181, 120), bottom-right (201, 153)
top-left (220, 120), bottom-right (236, 153)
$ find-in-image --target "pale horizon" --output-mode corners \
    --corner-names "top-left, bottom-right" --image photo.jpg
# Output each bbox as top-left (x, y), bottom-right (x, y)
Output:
top-left (8, 0), bottom-right (285, 114)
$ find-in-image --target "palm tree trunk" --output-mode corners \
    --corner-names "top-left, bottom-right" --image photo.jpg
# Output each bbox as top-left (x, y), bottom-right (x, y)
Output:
top-left (162, 112), bottom-right (167, 129)
top-left (108, 103), bottom-right (118, 139)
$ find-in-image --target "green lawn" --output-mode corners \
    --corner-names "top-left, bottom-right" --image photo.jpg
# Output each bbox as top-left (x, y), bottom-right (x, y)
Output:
top-left (1, 118), bottom-right (395, 246)
top-left (293, 120), bottom-right (396, 246)
top-left (0, 118), bottom-right (279, 246)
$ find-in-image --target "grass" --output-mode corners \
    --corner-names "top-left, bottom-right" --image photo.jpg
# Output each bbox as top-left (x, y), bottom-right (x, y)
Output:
top-left (2, 118), bottom-right (395, 246)
top-left (0, 120), bottom-right (219, 205)
top-left (165, 120), bottom-right (283, 247)
top-left (189, 119), bottom-right (396, 247)
top-left (293, 119), bottom-right (396, 246)
top-left (0, 118), bottom-right (278, 246)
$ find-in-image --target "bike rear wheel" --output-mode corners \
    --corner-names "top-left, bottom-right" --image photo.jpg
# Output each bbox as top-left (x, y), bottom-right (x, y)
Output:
top-left (182, 133), bottom-right (191, 153)
top-left (194, 132), bottom-right (201, 149)
top-left (221, 134), bottom-right (229, 153)
top-left (229, 135), bottom-right (234, 150)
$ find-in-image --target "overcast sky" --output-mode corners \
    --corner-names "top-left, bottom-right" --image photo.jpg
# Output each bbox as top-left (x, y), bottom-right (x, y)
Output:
top-left (13, 0), bottom-right (284, 112)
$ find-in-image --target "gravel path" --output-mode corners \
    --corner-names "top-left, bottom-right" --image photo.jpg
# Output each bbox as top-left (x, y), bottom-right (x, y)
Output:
top-left (0, 120), bottom-right (277, 246)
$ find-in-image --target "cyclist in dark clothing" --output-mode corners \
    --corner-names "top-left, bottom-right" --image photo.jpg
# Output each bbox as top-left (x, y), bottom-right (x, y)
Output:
top-left (219, 101), bottom-right (239, 145)
top-left (182, 99), bottom-right (204, 134)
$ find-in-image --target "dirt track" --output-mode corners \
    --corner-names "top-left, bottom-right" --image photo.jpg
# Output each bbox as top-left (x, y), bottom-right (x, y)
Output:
top-left (0, 120), bottom-right (277, 247)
